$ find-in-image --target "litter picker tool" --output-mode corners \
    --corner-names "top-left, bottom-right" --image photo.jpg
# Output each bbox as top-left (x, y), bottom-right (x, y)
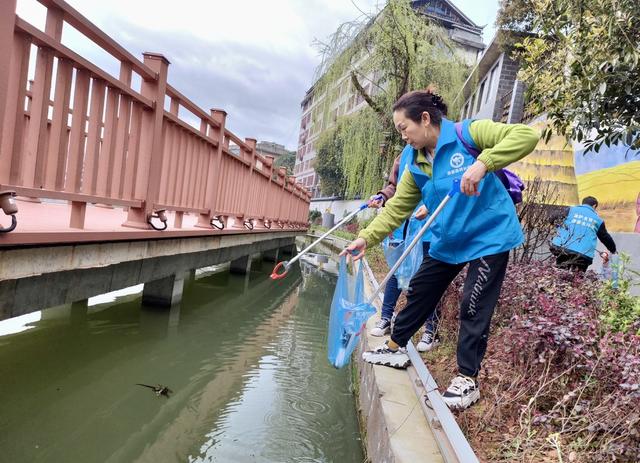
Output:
top-left (270, 195), bottom-right (383, 280)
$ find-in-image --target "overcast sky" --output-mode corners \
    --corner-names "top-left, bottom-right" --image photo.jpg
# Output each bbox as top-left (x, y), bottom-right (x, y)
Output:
top-left (16, 0), bottom-right (499, 151)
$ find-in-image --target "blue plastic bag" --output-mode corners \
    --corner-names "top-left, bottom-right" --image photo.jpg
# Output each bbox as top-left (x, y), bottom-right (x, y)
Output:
top-left (396, 217), bottom-right (424, 289)
top-left (382, 217), bottom-right (424, 290)
top-left (382, 236), bottom-right (404, 268)
top-left (327, 255), bottom-right (376, 368)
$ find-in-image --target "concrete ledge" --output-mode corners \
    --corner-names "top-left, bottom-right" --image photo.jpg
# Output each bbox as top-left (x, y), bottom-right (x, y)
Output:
top-left (0, 231), bottom-right (300, 281)
top-left (356, 296), bottom-right (444, 463)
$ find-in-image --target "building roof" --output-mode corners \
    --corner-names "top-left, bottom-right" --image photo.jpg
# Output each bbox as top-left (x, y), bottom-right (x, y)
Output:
top-left (411, 0), bottom-right (483, 33)
top-left (454, 30), bottom-right (532, 104)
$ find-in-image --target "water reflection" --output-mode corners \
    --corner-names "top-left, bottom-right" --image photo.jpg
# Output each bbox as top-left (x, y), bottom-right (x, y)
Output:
top-left (0, 260), bottom-right (363, 463)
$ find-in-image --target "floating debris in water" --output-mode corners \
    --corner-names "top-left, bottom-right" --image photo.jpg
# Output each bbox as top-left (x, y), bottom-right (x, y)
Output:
top-left (136, 383), bottom-right (173, 397)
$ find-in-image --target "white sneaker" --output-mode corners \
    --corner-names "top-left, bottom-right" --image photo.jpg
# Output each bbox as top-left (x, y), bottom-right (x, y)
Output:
top-left (442, 374), bottom-right (480, 410)
top-left (416, 331), bottom-right (440, 352)
top-left (362, 341), bottom-right (410, 369)
top-left (369, 318), bottom-right (391, 337)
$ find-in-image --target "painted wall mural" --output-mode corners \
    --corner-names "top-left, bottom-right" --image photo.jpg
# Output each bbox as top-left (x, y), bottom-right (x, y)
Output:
top-left (574, 141), bottom-right (640, 233)
top-left (509, 117), bottom-right (640, 232)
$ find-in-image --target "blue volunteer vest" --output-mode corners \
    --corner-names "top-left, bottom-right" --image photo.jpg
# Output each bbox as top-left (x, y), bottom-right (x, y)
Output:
top-left (407, 118), bottom-right (524, 264)
top-left (552, 204), bottom-right (602, 258)
top-left (390, 145), bottom-right (431, 242)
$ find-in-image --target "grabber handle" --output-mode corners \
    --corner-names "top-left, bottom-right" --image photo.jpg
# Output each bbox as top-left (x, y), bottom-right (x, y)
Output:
top-left (270, 261), bottom-right (289, 280)
top-left (365, 179), bottom-right (461, 305)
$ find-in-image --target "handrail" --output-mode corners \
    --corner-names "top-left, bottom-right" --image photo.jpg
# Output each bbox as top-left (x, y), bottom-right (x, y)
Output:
top-left (166, 84), bottom-right (221, 129)
top-left (15, 17), bottom-right (153, 109)
top-left (1, 0), bottom-right (310, 236)
top-left (36, 0), bottom-right (157, 81)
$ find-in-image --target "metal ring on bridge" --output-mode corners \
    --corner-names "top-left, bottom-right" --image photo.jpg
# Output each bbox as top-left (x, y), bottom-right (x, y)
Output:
top-left (210, 216), bottom-right (224, 230)
top-left (147, 216), bottom-right (168, 231)
top-left (244, 219), bottom-right (254, 230)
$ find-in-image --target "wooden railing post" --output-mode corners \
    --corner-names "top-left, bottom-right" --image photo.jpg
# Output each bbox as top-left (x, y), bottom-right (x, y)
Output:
top-left (195, 108), bottom-right (227, 229)
top-left (22, 6), bottom-right (63, 191)
top-left (238, 137), bottom-right (257, 228)
top-left (123, 52), bottom-right (168, 229)
top-left (0, 0), bottom-right (17, 168)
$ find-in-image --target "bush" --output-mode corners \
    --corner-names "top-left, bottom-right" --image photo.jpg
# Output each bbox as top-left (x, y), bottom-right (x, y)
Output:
top-left (437, 261), bottom-right (640, 462)
top-left (599, 254), bottom-right (640, 334)
top-left (308, 210), bottom-right (322, 224)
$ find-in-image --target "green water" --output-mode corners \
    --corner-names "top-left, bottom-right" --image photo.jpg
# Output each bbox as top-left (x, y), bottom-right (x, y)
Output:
top-left (0, 261), bottom-right (364, 463)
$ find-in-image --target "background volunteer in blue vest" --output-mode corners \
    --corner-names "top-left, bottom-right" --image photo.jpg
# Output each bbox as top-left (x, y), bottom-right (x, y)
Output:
top-left (341, 88), bottom-right (539, 410)
top-left (368, 146), bottom-right (441, 352)
top-left (550, 196), bottom-right (617, 272)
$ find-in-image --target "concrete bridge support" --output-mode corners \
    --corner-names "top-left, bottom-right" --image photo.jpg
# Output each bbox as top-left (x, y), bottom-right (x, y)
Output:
top-left (280, 244), bottom-right (296, 256)
top-left (230, 255), bottom-right (252, 275)
top-left (262, 248), bottom-right (279, 263)
top-left (142, 271), bottom-right (189, 308)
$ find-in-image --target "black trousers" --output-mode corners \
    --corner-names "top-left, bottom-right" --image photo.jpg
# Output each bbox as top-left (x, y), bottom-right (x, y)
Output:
top-left (550, 245), bottom-right (592, 272)
top-left (390, 251), bottom-right (509, 377)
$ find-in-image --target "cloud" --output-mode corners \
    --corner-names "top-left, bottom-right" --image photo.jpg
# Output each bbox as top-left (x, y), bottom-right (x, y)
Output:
top-left (15, 0), bottom-right (394, 149)
top-left (100, 19), bottom-right (314, 148)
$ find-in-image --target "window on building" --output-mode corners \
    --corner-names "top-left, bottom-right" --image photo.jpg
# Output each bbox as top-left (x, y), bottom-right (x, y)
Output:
top-left (470, 92), bottom-right (477, 117)
top-left (476, 81), bottom-right (486, 112)
top-left (486, 64), bottom-right (498, 103)
top-left (462, 102), bottom-right (469, 119)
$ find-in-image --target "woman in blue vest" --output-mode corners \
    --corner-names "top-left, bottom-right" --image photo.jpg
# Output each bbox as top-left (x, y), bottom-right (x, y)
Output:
top-left (368, 144), bottom-right (441, 352)
top-left (341, 88), bottom-right (539, 409)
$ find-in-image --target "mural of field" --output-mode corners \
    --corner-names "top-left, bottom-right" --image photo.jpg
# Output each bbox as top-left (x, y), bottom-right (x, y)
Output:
top-left (515, 118), bottom-right (640, 232)
top-left (577, 161), bottom-right (640, 232)
top-left (511, 120), bottom-right (580, 206)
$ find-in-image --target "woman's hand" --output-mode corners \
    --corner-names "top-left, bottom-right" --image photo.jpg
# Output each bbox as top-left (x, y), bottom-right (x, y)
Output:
top-left (414, 205), bottom-right (428, 220)
top-left (339, 237), bottom-right (367, 261)
top-left (368, 194), bottom-right (383, 209)
top-left (460, 160), bottom-right (488, 196)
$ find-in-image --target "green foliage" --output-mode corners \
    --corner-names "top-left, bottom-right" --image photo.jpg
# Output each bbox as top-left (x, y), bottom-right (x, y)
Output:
top-left (315, 125), bottom-right (346, 196)
top-left (273, 152), bottom-right (295, 174)
top-left (339, 110), bottom-right (387, 198)
top-left (598, 253), bottom-right (640, 334)
top-left (500, 0), bottom-right (640, 151)
top-left (497, 0), bottom-right (537, 32)
top-left (308, 209), bottom-right (322, 224)
top-left (312, 0), bottom-right (469, 198)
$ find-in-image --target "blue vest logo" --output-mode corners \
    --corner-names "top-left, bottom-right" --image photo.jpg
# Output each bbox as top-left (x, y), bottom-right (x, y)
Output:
top-left (450, 153), bottom-right (464, 168)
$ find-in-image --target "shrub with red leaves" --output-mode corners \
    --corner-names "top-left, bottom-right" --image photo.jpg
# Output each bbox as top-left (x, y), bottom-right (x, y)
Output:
top-left (436, 261), bottom-right (640, 462)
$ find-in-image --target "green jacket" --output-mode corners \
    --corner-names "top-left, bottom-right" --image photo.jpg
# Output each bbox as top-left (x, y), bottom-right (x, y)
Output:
top-left (358, 120), bottom-right (539, 247)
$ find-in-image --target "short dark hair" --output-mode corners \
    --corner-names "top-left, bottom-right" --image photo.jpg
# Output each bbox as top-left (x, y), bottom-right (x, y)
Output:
top-left (392, 86), bottom-right (448, 127)
top-left (582, 196), bottom-right (598, 207)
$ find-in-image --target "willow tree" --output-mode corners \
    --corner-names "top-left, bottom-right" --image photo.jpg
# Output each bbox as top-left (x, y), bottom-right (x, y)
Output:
top-left (313, 0), bottom-right (469, 198)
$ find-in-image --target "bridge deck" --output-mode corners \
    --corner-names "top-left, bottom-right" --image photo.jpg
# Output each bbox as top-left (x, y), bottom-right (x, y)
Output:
top-left (0, 199), bottom-right (304, 247)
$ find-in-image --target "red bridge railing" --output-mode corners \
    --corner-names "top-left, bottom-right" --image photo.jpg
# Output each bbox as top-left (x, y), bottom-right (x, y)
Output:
top-left (0, 0), bottom-right (310, 245)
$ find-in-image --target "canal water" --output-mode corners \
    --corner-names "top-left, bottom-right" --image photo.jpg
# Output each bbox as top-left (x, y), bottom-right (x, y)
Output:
top-left (0, 260), bottom-right (364, 463)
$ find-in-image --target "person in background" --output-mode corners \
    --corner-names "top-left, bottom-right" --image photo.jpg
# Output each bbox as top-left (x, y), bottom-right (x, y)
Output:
top-left (550, 196), bottom-right (617, 272)
top-left (368, 145), bottom-right (440, 352)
